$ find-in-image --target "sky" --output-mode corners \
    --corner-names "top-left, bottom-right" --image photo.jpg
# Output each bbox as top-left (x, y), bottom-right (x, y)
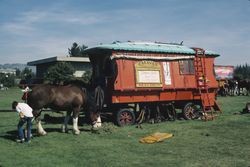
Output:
top-left (0, 0), bottom-right (249, 66)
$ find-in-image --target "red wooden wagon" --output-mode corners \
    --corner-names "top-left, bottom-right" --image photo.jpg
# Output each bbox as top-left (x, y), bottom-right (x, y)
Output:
top-left (84, 41), bottom-right (221, 125)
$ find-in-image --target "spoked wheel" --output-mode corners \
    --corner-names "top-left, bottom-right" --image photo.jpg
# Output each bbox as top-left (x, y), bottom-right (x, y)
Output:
top-left (182, 103), bottom-right (201, 120)
top-left (116, 108), bottom-right (135, 126)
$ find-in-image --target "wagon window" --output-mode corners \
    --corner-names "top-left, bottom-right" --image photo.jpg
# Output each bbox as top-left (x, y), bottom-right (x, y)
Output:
top-left (179, 60), bottom-right (195, 75)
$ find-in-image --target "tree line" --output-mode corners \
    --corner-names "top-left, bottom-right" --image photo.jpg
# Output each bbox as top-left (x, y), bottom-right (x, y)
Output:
top-left (234, 63), bottom-right (250, 80)
top-left (0, 67), bottom-right (33, 88)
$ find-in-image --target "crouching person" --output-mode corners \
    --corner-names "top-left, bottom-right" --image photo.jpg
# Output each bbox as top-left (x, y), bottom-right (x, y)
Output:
top-left (12, 101), bottom-right (33, 143)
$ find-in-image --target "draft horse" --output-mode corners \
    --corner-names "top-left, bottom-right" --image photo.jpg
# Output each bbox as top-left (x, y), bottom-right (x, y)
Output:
top-left (26, 84), bottom-right (101, 135)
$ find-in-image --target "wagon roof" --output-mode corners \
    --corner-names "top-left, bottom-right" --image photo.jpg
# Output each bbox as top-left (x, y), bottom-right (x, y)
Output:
top-left (84, 41), bottom-right (220, 57)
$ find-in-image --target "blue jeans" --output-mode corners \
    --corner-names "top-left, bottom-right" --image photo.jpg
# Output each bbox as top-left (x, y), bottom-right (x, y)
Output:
top-left (17, 117), bottom-right (33, 141)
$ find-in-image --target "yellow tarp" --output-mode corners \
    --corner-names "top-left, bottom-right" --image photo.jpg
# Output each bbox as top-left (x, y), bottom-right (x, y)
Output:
top-left (139, 132), bottom-right (173, 144)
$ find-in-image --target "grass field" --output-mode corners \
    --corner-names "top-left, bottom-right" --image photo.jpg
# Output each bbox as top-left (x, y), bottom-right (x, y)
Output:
top-left (0, 87), bottom-right (250, 167)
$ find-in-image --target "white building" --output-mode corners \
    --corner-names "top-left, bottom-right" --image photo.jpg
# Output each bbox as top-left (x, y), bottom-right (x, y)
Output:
top-left (27, 56), bottom-right (91, 78)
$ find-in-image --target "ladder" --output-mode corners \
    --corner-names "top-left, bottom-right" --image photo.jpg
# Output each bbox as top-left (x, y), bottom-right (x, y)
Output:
top-left (192, 48), bottom-right (214, 120)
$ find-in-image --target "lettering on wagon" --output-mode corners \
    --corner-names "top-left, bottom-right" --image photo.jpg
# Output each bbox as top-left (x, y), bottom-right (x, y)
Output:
top-left (135, 61), bottom-right (162, 87)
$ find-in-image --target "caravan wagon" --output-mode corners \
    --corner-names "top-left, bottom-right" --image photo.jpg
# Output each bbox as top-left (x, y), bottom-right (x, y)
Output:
top-left (84, 41), bottom-right (221, 125)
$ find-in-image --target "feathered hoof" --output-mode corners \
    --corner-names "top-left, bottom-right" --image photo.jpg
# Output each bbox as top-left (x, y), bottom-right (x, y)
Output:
top-left (92, 122), bottom-right (102, 129)
top-left (38, 131), bottom-right (47, 136)
top-left (73, 130), bottom-right (80, 135)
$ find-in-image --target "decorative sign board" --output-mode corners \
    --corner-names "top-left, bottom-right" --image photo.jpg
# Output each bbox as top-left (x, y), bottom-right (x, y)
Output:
top-left (135, 61), bottom-right (162, 87)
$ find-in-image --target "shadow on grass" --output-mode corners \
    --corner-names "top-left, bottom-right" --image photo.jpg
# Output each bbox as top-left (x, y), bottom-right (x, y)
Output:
top-left (0, 114), bottom-right (102, 142)
top-left (42, 113), bottom-right (112, 125)
top-left (0, 127), bottom-right (95, 142)
top-left (0, 129), bottom-right (38, 142)
top-left (0, 130), bottom-right (16, 141)
top-left (42, 113), bottom-right (93, 125)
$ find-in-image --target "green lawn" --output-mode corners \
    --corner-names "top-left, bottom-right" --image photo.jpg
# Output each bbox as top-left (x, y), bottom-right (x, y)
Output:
top-left (0, 87), bottom-right (22, 110)
top-left (0, 88), bottom-right (250, 167)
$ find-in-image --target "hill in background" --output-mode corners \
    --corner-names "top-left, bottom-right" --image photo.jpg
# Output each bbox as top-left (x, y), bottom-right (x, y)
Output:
top-left (0, 63), bottom-right (35, 72)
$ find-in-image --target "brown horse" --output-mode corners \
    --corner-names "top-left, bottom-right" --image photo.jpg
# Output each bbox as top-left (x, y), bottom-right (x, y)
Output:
top-left (26, 84), bottom-right (101, 135)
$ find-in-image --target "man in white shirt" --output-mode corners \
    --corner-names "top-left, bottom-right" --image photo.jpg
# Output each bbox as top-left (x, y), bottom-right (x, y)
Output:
top-left (12, 101), bottom-right (33, 143)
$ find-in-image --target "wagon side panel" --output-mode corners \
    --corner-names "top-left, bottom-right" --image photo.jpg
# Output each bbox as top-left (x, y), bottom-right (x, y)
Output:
top-left (204, 58), bottom-right (218, 88)
top-left (170, 61), bottom-right (196, 89)
top-left (114, 59), bottom-right (136, 91)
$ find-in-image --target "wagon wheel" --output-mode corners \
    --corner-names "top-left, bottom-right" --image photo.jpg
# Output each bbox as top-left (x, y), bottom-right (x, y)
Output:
top-left (182, 103), bottom-right (201, 120)
top-left (116, 108), bottom-right (135, 126)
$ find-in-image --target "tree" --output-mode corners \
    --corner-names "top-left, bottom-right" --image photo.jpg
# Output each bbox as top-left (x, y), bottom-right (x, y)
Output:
top-left (82, 70), bottom-right (92, 83)
top-left (15, 68), bottom-right (21, 78)
top-left (79, 44), bottom-right (88, 56)
top-left (234, 63), bottom-right (250, 80)
top-left (21, 67), bottom-right (34, 80)
top-left (68, 42), bottom-right (88, 57)
top-left (44, 62), bottom-right (74, 85)
top-left (0, 73), bottom-right (15, 87)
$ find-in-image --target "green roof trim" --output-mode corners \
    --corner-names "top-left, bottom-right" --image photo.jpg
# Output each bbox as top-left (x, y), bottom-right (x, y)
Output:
top-left (84, 41), bottom-right (220, 57)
